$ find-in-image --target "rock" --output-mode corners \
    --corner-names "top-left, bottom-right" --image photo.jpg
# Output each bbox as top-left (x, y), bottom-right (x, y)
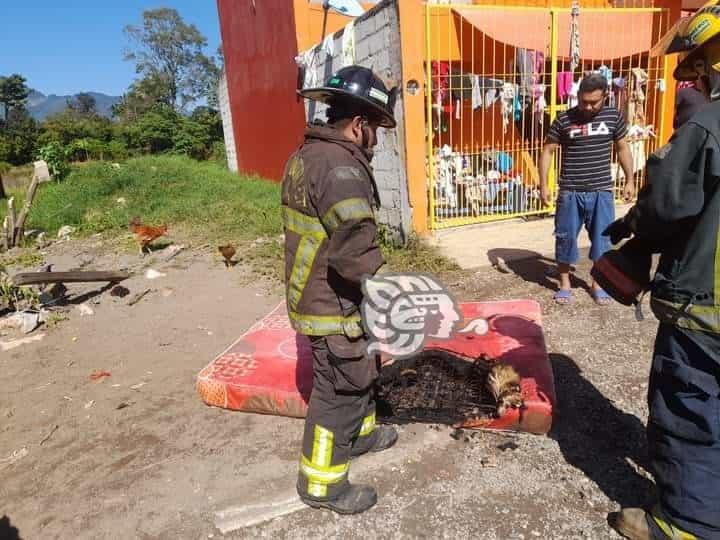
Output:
top-left (0, 312), bottom-right (40, 334)
top-left (76, 303), bottom-right (94, 317)
top-left (116, 197), bottom-right (127, 205)
top-left (145, 269), bottom-right (166, 280)
top-left (57, 225), bottom-right (75, 239)
top-left (111, 163), bottom-right (121, 170)
top-left (110, 285), bottom-right (130, 298)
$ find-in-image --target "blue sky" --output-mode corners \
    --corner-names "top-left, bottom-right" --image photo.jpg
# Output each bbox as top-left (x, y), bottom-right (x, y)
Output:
top-left (1, 1), bottom-right (221, 97)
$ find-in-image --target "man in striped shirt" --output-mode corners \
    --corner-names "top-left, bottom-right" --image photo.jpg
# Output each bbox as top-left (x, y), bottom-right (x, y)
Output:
top-left (539, 73), bottom-right (635, 305)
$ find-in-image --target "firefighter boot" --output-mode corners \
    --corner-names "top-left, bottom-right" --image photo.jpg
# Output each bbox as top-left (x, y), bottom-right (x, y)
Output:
top-left (609, 506), bottom-right (692, 540)
top-left (301, 484), bottom-right (378, 515)
top-left (608, 508), bottom-right (653, 539)
top-left (351, 425), bottom-right (399, 458)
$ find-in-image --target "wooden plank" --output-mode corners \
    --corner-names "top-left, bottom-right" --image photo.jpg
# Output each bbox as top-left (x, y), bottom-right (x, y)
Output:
top-left (11, 271), bottom-right (131, 286)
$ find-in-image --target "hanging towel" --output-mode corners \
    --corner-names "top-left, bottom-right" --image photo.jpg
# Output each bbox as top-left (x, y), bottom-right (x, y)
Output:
top-left (471, 75), bottom-right (483, 110)
top-left (516, 49), bottom-right (535, 97)
top-left (341, 21), bottom-right (356, 66)
top-left (558, 72), bottom-right (573, 102)
top-left (501, 83), bottom-right (516, 133)
top-left (568, 79), bottom-right (580, 108)
top-left (322, 34), bottom-right (334, 57)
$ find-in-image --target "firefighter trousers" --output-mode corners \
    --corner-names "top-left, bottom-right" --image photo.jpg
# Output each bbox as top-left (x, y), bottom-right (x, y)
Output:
top-left (297, 336), bottom-right (378, 501)
top-left (648, 323), bottom-right (720, 539)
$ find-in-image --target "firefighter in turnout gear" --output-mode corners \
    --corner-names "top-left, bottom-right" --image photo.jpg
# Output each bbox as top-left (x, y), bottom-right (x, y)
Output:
top-left (282, 66), bottom-right (399, 514)
top-left (604, 2), bottom-right (720, 537)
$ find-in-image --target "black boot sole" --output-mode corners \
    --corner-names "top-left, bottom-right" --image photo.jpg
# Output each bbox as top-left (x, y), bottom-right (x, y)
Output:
top-left (301, 498), bottom-right (376, 515)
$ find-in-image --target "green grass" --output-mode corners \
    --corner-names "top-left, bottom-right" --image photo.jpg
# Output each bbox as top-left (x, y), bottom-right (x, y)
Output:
top-left (1, 156), bottom-right (282, 241)
top-left (381, 234), bottom-right (459, 275)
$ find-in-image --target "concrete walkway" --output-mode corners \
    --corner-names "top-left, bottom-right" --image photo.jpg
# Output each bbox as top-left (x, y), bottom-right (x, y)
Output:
top-left (431, 204), bottom-right (632, 270)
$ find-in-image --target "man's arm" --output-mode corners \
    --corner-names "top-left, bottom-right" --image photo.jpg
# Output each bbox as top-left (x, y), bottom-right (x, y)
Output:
top-left (615, 137), bottom-right (635, 201)
top-left (315, 167), bottom-right (385, 285)
top-left (539, 141), bottom-right (559, 206)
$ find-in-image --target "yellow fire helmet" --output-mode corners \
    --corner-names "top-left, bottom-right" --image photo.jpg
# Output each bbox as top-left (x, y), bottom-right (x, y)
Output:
top-left (653, 0), bottom-right (720, 82)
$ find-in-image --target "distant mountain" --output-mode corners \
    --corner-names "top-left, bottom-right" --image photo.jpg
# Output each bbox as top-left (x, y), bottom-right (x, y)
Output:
top-left (26, 90), bottom-right (121, 121)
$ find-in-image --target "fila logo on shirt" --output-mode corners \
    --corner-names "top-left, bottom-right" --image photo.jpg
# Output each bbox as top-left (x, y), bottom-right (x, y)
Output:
top-left (569, 122), bottom-right (609, 139)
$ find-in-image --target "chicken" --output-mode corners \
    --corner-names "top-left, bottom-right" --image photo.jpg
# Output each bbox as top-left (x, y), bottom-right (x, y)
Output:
top-left (486, 363), bottom-right (524, 418)
top-left (129, 217), bottom-right (168, 255)
top-left (218, 244), bottom-right (237, 269)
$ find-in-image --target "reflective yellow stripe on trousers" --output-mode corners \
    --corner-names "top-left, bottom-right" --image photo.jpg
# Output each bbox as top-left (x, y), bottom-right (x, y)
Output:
top-left (300, 425), bottom-right (349, 498)
top-left (359, 411), bottom-right (376, 437)
top-left (652, 514), bottom-right (697, 540)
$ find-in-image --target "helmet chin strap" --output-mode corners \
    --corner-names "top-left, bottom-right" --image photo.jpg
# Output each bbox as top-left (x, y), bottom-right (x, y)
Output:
top-left (709, 67), bottom-right (720, 101)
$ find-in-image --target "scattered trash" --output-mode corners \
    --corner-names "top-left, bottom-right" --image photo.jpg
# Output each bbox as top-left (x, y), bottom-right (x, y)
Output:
top-left (34, 381), bottom-right (53, 390)
top-left (162, 244), bottom-right (186, 262)
top-left (35, 231), bottom-right (48, 247)
top-left (130, 382), bottom-right (146, 391)
top-left (145, 269), bottom-right (166, 280)
top-left (63, 396), bottom-right (73, 401)
top-left (480, 457), bottom-right (498, 468)
top-left (76, 303), bottom-right (94, 317)
top-left (116, 402), bottom-right (133, 410)
top-left (0, 447), bottom-right (29, 470)
top-left (71, 336), bottom-right (78, 342)
top-left (0, 333), bottom-right (45, 351)
top-left (67, 360), bottom-right (75, 367)
top-left (110, 285), bottom-right (130, 298)
top-left (0, 311), bottom-right (40, 334)
top-left (57, 225), bottom-right (76, 239)
top-left (161, 287), bottom-right (174, 297)
top-left (127, 288), bottom-right (151, 306)
top-left (111, 163), bottom-right (121, 170)
top-left (89, 371), bottom-right (111, 382)
top-left (39, 424), bottom-right (59, 445)
top-left (116, 197), bottom-right (127, 205)
top-left (111, 384), bottom-right (121, 388)
top-left (84, 400), bottom-right (95, 410)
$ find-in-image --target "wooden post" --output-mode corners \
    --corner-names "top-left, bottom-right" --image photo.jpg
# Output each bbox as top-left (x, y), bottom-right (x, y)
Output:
top-left (2, 216), bottom-right (9, 251)
top-left (6, 196), bottom-right (16, 248)
top-left (14, 174), bottom-right (40, 246)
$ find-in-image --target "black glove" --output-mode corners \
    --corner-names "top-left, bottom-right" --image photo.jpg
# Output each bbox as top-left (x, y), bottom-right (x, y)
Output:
top-left (603, 218), bottom-right (632, 245)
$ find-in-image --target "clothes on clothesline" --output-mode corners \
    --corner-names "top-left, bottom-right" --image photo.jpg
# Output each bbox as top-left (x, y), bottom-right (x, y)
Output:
top-left (516, 48), bottom-right (545, 98)
top-left (341, 21), bottom-right (356, 67)
top-left (558, 72), bottom-right (573, 102)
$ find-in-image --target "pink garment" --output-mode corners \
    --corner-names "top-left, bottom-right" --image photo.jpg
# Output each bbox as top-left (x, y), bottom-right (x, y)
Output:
top-left (558, 72), bottom-right (573, 102)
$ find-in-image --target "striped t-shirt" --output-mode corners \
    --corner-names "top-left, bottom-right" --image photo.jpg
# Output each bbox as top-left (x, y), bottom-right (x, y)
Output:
top-left (547, 106), bottom-right (627, 192)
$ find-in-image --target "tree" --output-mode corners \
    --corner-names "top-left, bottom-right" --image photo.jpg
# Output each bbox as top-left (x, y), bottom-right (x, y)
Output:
top-left (112, 73), bottom-right (171, 122)
top-left (0, 74), bottom-right (30, 126)
top-left (123, 8), bottom-right (219, 111)
top-left (68, 92), bottom-right (97, 116)
top-left (0, 108), bottom-right (38, 165)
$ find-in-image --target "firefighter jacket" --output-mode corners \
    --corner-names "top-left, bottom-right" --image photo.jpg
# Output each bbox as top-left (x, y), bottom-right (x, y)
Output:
top-left (625, 100), bottom-right (720, 335)
top-left (281, 123), bottom-right (385, 339)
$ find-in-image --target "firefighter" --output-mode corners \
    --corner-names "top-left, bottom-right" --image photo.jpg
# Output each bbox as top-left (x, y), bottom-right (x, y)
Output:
top-left (281, 66), bottom-right (399, 514)
top-left (602, 3), bottom-right (720, 538)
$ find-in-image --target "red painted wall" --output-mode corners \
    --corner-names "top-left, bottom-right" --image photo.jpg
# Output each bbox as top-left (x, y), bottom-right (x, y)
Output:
top-left (217, 0), bottom-right (306, 181)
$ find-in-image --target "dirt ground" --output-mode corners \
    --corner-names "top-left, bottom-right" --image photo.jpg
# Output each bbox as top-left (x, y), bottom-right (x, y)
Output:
top-left (0, 237), bottom-right (659, 539)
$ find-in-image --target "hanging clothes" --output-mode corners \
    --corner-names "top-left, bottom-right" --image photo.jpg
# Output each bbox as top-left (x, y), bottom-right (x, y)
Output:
top-left (341, 21), bottom-right (356, 67)
top-left (569, 0), bottom-right (581, 73)
top-left (501, 83), bottom-right (517, 134)
top-left (431, 61), bottom-right (450, 103)
top-left (628, 67), bottom-right (649, 126)
top-left (471, 75), bottom-right (483, 110)
top-left (568, 79), bottom-right (580, 108)
top-left (558, 72), bottom-right (573, 102)
top-left (322, 34), bottom-right (334, 57)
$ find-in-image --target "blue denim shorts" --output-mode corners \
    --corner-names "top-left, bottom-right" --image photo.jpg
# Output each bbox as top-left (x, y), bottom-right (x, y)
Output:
top-left (554, 190), bottom-right (615, 264)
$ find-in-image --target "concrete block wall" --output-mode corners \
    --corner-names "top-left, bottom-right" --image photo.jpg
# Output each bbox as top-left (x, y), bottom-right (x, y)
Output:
top-left (299, 0), bottom-right (412, 245)
top-left (218, 71), bottom-right (238, 173)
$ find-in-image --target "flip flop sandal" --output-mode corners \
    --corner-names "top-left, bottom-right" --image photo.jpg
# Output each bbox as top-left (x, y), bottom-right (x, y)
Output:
top-left (592, 288), bottom-right (612, 306)
top-left (553, 289), bottom-right (574, 305)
